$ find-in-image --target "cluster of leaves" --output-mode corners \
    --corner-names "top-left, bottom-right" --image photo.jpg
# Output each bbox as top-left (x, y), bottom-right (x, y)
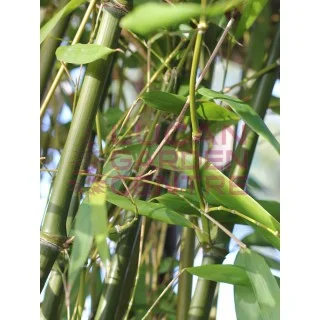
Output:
top-left (40, 0), bottom-right (280, 319)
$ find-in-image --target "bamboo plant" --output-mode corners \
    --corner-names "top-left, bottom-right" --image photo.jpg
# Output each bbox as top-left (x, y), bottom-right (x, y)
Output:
top-left (40, 0), bottom-right (280, 319)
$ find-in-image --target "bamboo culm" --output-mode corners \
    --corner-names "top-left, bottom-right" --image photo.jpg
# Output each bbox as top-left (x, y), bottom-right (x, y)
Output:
top-left (40, 1), bottom-right (132, 292)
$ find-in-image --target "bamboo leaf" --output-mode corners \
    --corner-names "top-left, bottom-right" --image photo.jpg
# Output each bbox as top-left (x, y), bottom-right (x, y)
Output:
top-left (235, 0), bottom-right (268, 39)
top-left (197, 100), bottom-right (240, 121)
top-left (151, 148), bottom-right (280, 248)
top-left (141, 91), bottom-right (239, 121)
top-left (40, 0), bottom-right (87, 44)
top-left (242, 232), bottom-right (272, 247)
top-left (186, 265), bottom-right (250, 286)
top-left (68, 199), bottom-right (93, 287)
top-left (115, 144), bottom-right (280, 249)
top-left (88, 182), bottom-right (109, 265)
top-left (198, 87), bottom-right (280, 153)
top-left (141, 91), bottom-right (186, 113)
top-left (105, 188), bottom-right (194, 228)
top-left (234, 248), bottom-right (280, 320)
top-left (120, 0), bottom-right (243, 35)
top-left (154, 193), bottom-right (280, 224)
top-left (56, 44), bottom-right (120, 64)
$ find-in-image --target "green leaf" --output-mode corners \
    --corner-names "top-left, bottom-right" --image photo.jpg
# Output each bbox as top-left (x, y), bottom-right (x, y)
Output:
top-left (141, 91), bottom-right (239, 121)
top-left (242, 232), bottom-right (272, 247)
top-left (120, 0), bottom-right (243, 36)
top-left (154, 193), bottom-right (280, 225)
top-left (186, 264), bottom-right (250, 286)
top-left (255, 200), bottom-right (280, 222)
top-left (115, 144), bottom-right (280, 249)
top-left (235, 0), bottom-right (268, 39)
top-left (198, 87), bottom-right (280, 154)
top-left (234, 248), bottom-right (280, 320)
top-left (40, 0), bottom-right (87, 44)
top-left (196, 100), bottom-right (240, 121)
top-left (152, 149), bottom-right (280, 249)
top-left (88, 182), bottom-right (109, 265)
top-left (68, 198), bottom-right (93, 287)
top-left (56, 44), bottom-right (119, 64)
top-left (105, 188), bottom-right (194, 228)
top-left (141, 91), bottom-right (186, 113)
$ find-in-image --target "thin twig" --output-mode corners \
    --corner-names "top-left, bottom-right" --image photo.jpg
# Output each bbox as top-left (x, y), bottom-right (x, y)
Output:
top-left (40, 0), bottom-right (98, 119)
top-left (141, 269), bottom-right (185, 320)
top-left (137, 19), bottom-right (235, 177)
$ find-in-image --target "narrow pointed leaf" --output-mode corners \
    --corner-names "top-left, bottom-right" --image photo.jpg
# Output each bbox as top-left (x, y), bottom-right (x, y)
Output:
top-left (151, 147), bottom-right (280, 248)
top-left (40, 0), bottom-right (87, 44)
top-left (68, 199), bottom-right (93, 287)
top-left (120, 0), bottom-right (243, 35)
top-left (186, 265), bottom-right (250, 286)
top-left (154, 193), bottom-right (280, 224)
top-left (141, 91), bottom-right (186, 113)
top-left (105, 188), bottom-right (194, 228)
top-left (141, 91), bottom-right (239, 121)
top-left (114, 144), bottom-right (280, 248)
top-left (242, 232), bottom-right (272, 247)
top-left (198, 87), bottom-right (280, 153)
top-left (56, 44), bottom-right (119, 64)
top-left (196, 100), bottom-right (240, 121)
top-left (235, 0), bottom-right (268, 39)
top-left (234, 249), bottom-right (280, 320)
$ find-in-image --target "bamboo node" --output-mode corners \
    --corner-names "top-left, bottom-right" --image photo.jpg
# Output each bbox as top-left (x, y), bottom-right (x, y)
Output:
top-left (198, 22), bottom-right (208, 34)
top-left (40, 232), bottom-right (67, 250)
top-left (192, 132), bottom-right (202, 141)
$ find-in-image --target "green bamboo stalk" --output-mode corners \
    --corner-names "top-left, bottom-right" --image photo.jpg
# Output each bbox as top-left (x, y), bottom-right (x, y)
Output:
top-left (188, 18), bottom-right (210, 246)
top-left (228, 24), bottom-right (280, 188)
top-left (41, 134), bottom-right (94, 319)
top-left (40, 0), bottom-right (70, 100)
top-left (187, 226), bottom-right (230, 320)
top-left (189, 29), bottom-right (206, 211)
top-left (66, 133), bottom-right (95, 231)
top-left (40, 265), bottom-right (65, 320)
top-left (40, 1), bottom-right (132, 292)
top-left (187, 24), bottom-right (280, 320)
top-left (114, 225), bottom-right (141, 319)
top-left (177, 227), bottom-right (195, 320)
top-left (94, 215), bottom-right (140, 319)
top-left (188, 255), bottom-right (216, 320)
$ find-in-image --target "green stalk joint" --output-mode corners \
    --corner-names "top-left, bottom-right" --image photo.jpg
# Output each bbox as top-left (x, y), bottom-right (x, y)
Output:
top-left (198, 21), bottom-right (208, 34)
top-left (40, 231), bottom-right (68, 250)
top-left (103, 0), bottom-right (133, 17)
top-left (192, 131), bottom-right (202, 141)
